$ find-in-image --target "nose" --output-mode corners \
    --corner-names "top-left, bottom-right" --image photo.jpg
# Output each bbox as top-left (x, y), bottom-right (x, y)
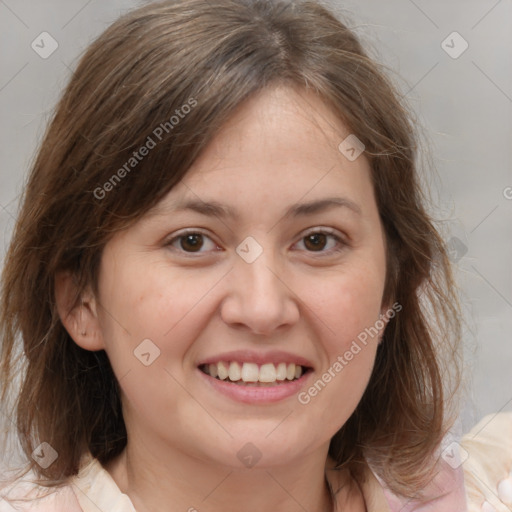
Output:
top-left (220, 247), bottom-right (300, 336)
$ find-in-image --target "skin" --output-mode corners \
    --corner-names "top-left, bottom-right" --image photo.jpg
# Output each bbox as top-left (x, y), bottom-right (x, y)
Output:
top-left (56, 85), bottom-right (389, 512)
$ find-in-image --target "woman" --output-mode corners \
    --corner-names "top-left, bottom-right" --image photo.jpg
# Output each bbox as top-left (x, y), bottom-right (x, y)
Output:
top-left (0, 0), bottom-right (465, 510)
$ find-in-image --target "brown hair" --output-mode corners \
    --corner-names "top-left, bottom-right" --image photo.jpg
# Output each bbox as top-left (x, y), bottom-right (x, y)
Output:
top-left (0, 0), bottom-right (461, 500)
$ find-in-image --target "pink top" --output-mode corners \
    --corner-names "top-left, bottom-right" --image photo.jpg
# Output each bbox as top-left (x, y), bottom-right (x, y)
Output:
top-left (0, 448), bottom-right (468, 512)
top-left (7, 411), bottom-right (512, 511)
top-left (461, 412), bottom-right (512, 512)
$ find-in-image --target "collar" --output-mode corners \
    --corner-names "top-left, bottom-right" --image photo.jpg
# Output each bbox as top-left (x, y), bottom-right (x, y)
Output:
top-left (70, 452), bottom-right (391, 512)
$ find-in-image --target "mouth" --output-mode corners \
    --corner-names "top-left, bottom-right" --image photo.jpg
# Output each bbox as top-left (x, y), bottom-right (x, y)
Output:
top-left (198, 361), bottom-right (312, 386)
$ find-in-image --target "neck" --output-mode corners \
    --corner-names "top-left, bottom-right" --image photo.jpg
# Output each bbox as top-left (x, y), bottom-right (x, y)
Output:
top-left (105, 440), bottom-right (348, 512)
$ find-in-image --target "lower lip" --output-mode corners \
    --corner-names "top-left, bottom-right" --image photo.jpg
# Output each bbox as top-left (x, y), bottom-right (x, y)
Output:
top-left (197, 369), bottom-right (310, 404)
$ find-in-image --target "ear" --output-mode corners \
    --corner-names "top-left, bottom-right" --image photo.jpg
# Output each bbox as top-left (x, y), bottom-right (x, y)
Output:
top-left (54, 271), bottom-right (105, 351)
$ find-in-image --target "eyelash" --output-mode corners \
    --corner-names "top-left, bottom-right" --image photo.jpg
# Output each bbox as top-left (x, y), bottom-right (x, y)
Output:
top-left (165, 228), bottom-right (347, 258)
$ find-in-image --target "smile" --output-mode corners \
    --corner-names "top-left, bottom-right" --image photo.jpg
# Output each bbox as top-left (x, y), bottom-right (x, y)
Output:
top-left (199, 361), bottom-right (309, 386)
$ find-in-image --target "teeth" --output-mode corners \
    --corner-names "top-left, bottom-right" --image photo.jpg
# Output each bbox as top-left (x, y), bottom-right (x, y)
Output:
top-left (228, 361), bottom-right (241, 381)
top-left (208, 363), bottom-right (218, 378)
top-left (217, 361), bottom-right (229, 380)
top-left (241, 362), bottom-right (259, 382)
top-left (259, 363), bottom-right (277, 383)
top-left (276, 362), bottom-right (287, 381)
top-left (203, 361), bottom-right (306, 383)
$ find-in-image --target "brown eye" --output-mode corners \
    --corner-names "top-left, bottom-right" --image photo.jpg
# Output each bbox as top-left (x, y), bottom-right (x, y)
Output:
top-left (295, 229), bottom-right (346, 255)
top-left (180, 233), bottom-right (204, 252)
top-left (167, 231), bottom-right (218, 255)
top-left (303, 233), bottom-right (328, 251)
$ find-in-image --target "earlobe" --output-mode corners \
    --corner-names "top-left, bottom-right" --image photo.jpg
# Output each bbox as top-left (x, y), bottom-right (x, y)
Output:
top-left (54, 271), bottom-right (105, 351)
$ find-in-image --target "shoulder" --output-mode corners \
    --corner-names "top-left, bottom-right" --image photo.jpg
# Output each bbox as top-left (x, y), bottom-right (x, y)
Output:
top-left (1, 453), bottom-right (135, 512)
top-left (0, 473), bottom-right (82, 512)
top-left (377, 457), bottom-right (467, 511)
top-left (326, 456), bottom-right (467, 512)
top-left (461, 412), bottom-right (512, 512)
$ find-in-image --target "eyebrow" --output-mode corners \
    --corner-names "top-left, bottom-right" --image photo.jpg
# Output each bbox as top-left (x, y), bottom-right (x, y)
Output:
top-left (163, 197), bottom-right (362, 219)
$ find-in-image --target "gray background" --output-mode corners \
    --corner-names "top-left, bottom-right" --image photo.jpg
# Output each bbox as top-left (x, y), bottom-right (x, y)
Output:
top-left (0, 0), bottom-right (511, 463)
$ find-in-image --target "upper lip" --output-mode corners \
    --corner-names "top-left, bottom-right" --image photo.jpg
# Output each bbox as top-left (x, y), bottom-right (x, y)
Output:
top-left (197, 350), bottom-right (314, 369)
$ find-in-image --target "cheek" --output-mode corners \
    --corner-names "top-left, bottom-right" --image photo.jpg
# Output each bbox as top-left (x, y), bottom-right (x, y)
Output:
top-left (305, 264), bottom-right (386, 352)
top-left (97, 255), bottom-right (225, 386)
top-left (295, 269), bottom-right (384, 434)
top-left (99, 256), bottom-right (206, 341)
top-left (96, 260), bottom-right (198, 424)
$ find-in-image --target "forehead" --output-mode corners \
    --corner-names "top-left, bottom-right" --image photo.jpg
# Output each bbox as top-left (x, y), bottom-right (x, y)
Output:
top-left (148, 85), bottom-right (377, 222)
top-left (195, 85), bottom-right (351, 166)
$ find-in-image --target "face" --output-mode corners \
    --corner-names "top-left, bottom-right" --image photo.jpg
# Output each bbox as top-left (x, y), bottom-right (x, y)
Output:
top-left (74, 85), bottom-right (389, 470)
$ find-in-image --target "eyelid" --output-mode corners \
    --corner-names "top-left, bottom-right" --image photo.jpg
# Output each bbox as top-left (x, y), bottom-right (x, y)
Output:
top-left (165, 228), bottom-right (220, 255)
top-left (294, 227), bottom-right (348, 255)
top-left (165, 226), bottom-right (348, 256)
top-left (300, 226), bottom-right (340, 238)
